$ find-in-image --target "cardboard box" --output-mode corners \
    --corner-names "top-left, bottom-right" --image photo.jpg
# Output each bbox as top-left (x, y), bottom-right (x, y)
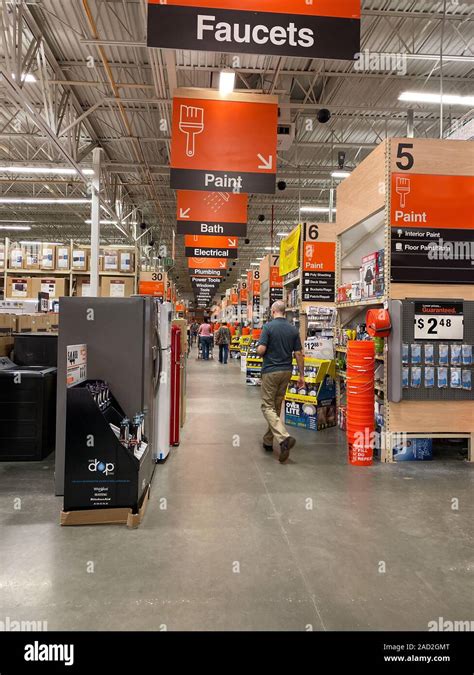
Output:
top-left (0, 336), bottom-right (13, 357)
top-left (6, 277), bottom-right (32, 299)
top-left (40, 244), bottom-right (56, 270)
top-left (0, 314), bottom-right (17, 334)
top-left (32, 277), bottom-right (67, 299)
top-left (119, 250), bottom-right (134, 273)
top-left (23, 244), bottom-right (41, 270)
top-left (72, 249), bottom-right (88, 271)
top-left (103, 250), bottom-right (119, 272)
top-left (46, 312), bottom-right (59, 332)
top-left (101, 277), bottom-right (134, 298)
top-left (393, 438), bottom-right (433, 461)
top-left (16, 313), bottom-right (48, 333)
top-left (285, 399), bottom-right (336, 431)
top-left (9, 246), bottom-right (24, 269)
top-left (56, 245), bottom-right (70, 270)
top-left (0, 243), bottom-right (5, 270)
top-left (76, 277), bottom-right (93, 297)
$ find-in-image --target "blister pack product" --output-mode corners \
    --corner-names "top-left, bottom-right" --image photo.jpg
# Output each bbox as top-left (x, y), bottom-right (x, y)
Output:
top-left (450, 368), bottom-right (462, 389)
top-left (411, 344), bottom-right (421, 365)
top-left (462, 344), bottom-right (473, 366)
top-left (402, 343), bottom-right (409, 364)
top-left (450, 344), bottom-right (462, 366)
top-left (439, 344), bottom-right (449, 366)
top-left (425, 367), bottom-right (435, 388)
top-left (424, 344), bottom-right (434, 365)
top-left (402, 367), bottom-right (409, 389)
top-left (462, 370), bottom-right (472, 391)
top-left (437, 367), bottom-right (448, 388)
top-left (411, 367), bottom-right (421, 388)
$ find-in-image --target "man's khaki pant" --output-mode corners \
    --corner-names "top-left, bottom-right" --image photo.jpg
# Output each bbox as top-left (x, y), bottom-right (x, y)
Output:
top-left (261, 370), bottom-right (292, 446)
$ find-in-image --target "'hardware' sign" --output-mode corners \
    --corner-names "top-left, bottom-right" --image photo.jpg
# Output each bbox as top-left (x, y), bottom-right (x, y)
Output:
top-left (147, 0), bottom-right (361, 60)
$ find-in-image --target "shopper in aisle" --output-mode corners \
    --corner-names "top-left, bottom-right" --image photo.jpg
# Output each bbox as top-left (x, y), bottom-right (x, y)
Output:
top-left (257, 301), bottom-right (305, 463)
top-left (215, 322), bottom-right (231, 365)
top-left (190, 321), bottom-right (199, 345)
top-left (198, 318), bottom-right (213, 360)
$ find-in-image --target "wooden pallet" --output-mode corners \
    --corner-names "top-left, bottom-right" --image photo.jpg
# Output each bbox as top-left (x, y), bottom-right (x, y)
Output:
top-left (60, 486), bottom-right (150, 529)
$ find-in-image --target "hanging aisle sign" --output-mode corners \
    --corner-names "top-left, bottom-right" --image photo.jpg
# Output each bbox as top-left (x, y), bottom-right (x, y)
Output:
top-left (170, 88), bottom-right (277, 195)
top-left (184, 234), bottom-right (239, 259)
top-left (147, 0), bottom-right (361, 60)
top-left (177, 191), bottom-right (248, 236)
top-left (279, 224), bottom-right (301, 276)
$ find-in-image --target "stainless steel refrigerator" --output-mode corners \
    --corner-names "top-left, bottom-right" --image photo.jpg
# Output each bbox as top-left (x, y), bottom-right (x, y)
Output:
top-left (55, 296), bottom-right (169, 495)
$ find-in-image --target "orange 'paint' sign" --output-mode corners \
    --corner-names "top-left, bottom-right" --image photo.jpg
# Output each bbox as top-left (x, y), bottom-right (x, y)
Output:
top-left (303, 242), bottom-right (336, 272)
top-left (171, 89), bottom-right (277, 194)
top-left (391, 173), bottom-right (474, 231)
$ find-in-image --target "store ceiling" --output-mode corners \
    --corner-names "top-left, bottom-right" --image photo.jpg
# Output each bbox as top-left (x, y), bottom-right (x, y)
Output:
top-left (0, 0), bottom-right (473, 301)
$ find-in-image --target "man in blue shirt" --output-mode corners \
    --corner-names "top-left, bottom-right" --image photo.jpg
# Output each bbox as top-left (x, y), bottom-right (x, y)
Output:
top-left (257, 300), bottom-right (305, 463)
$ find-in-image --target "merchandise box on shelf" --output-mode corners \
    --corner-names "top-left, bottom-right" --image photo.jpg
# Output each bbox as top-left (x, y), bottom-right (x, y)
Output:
top-left (23, 244), bottom-right (40, 270)
top-left (31, 277), bottom-right (67, 299)
top-left (40, 244), bottom-right (57, 270)
top-left (6, 276), bottom-right (32, 299)
top-left (285, 358), bottom-right (337, 431)
top-left (101, 277), bottom-right (134, 298)
top-left (392, 438), bottom-right (433, 461)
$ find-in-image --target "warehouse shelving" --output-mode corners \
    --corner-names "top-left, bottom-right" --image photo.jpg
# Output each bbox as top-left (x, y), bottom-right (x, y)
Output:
top-left (335, 137), bottom-right (473, 462)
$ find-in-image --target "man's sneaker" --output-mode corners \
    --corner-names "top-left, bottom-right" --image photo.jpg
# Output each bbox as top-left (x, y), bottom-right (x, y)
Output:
top-left (279, 436), bottom-right (296, 463)
top-left (263, 443), bottom-right (273, 452)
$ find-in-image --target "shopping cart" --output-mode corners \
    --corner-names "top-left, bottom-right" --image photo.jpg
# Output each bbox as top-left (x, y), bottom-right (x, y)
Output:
top-left (197, 336), bottom-right (214, 360)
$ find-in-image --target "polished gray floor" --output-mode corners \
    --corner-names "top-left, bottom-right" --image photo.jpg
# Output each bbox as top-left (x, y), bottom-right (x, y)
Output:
top-left (0, 351), bottom-right (473, 631)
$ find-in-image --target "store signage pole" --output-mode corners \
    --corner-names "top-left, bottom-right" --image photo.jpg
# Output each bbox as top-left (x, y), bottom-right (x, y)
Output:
top-left (89, 147), bottom-right (102, 297)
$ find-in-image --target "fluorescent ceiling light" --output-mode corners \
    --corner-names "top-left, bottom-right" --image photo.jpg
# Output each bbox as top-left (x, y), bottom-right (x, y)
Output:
top-left (85, 219), bottom-right (117, 225)
top-left (0, 219), bottom-right (34, 223)
top-left (299, 206), bottom-right (334, 213)
top-left (0, 225), bottom-right (31, 231)
top-left (250, 262), bottom-right (260, 266)
top-left (219, 70), bottom-right (236, 95)
top-left (399, 91), bottom-right (474, 106)
top-left (0, 166), bottom-right (94, 176)
top-left (0, 197), bottom-right (90, 204)
top-left (277, 232), bottom-right (288, 237)
top-left (264, 246), bottom-right (279, 251)
top-left (331, 171), bottom-right (351, 179)
top-left (19, 241), bottom-right (42, 245)
top-left (11, 72), bottom-right (36, 83)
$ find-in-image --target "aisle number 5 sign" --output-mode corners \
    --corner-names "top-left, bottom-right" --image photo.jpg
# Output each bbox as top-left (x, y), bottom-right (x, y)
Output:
top-left (170, 88), bottom-right (278, 194)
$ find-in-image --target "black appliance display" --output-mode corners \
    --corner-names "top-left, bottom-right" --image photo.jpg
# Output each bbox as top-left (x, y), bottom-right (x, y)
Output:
top-left (0, 360), bottom-right (57, 461)
top-left (64, 380), bottom-right (154, 513)
top-left (13, 333), bottom-right (58, 367)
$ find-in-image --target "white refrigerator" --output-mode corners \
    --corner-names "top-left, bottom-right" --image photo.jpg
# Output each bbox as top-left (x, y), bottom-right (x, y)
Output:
top-left (155, 302), bottom-right (172, 461)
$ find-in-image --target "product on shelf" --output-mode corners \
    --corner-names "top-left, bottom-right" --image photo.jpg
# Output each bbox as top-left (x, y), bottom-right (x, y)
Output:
top-left (285, 357), bottom-right (336, 431)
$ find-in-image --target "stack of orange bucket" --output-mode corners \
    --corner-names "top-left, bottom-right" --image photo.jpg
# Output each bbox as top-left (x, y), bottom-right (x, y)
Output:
top-left (346, 341), bottom-right (375, 466)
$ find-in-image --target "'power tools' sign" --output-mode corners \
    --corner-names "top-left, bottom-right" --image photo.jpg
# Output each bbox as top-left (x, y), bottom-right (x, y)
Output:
top-left (147, 0), bottom-right (360, 60)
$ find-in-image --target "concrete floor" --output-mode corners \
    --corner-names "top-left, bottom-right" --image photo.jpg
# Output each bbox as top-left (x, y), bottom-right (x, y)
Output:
top-left (0, 351), bottom-right (473, 631)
